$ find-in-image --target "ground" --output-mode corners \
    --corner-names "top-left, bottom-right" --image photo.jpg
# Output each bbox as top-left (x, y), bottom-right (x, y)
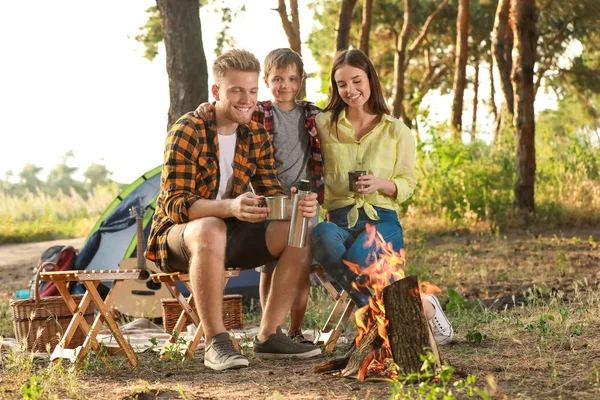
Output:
top-left (0, 227), bottom-right (599, 399)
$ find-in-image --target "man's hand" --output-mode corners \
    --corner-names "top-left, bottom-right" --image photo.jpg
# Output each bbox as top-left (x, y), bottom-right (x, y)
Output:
top-left (292, 187), bottom-right (318, 218)
top-left (229, 192), bottom-right (269, 222)
top-left (193, 102), bottom-right (214, 120)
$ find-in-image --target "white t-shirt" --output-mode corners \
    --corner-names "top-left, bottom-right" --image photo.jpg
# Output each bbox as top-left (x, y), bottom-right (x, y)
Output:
top-left (216, 133), bottom-right (237, 200)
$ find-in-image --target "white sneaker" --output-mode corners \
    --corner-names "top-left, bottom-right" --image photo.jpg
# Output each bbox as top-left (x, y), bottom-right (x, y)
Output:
top-left (423, 294), bottom-right (453, 345)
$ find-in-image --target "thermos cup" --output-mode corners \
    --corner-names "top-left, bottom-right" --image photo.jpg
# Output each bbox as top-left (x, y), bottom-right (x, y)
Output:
top-left (287, 179), bottom-right (311, 248)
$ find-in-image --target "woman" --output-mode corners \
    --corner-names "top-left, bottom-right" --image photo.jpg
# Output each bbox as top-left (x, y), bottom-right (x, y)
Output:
top-left (312, 49), bottom-right (452, 344)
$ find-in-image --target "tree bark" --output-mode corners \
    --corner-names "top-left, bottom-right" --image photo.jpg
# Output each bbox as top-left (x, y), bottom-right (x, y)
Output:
top-left (471, 59), bottom-right (479, 141)
top-left (275, 0), bottom-right (306, 99)
top-left (489, 49), bottom-right (498, 125)
top-left (492, 0), bottom-right (514, 136)
top-left (359, 0), bottom-right (373, 56)
top-left (451, 0), bottom-right (470, 140)
top-left (391, 0), bottom-right (413, 120)
top-left (510, 0), bottom-right (537, 211)
top-left (383, 276), bottom-right (441, 375)
top-left (157, 0), bottom-right (208, 130)
top-left (334, 0), bottom-right (358, 53)
top-left (391, 0), bottom-right (448, 122)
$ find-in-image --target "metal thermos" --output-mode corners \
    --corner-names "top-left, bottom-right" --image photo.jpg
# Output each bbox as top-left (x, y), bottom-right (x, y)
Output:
top-left (287, 179), bottom-right (311, 248)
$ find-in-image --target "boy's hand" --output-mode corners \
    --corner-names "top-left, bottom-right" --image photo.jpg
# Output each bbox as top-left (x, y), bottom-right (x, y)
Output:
top-left (291, 187), bottom-right (318, 218)
top-left (193, 102), bottom-right (214, 120)
top-left (229, 192), bottom-right (269, 222)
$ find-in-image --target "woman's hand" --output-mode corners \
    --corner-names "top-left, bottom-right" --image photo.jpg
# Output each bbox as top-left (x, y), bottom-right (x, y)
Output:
top-left (356, 174), bottom-right (383, 194)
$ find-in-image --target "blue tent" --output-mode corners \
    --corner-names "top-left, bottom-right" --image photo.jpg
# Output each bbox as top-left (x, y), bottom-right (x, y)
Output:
top-left (73, 166), bottom-right (260, 301)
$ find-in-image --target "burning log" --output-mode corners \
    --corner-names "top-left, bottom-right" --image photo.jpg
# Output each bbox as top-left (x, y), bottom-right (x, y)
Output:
top-left (383, 275), bottom-right (442, 374)
top-left (341, 322), bottom-right (383, 379)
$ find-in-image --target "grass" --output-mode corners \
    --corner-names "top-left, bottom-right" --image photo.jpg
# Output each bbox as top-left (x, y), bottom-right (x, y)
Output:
top-left (0, 228), bottom-right (598, 398)
top-left (0, 185), bottom-right (118, 244)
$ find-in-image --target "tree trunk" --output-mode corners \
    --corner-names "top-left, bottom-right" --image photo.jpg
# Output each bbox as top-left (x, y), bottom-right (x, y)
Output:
top-left (334, 0), bottom-right (358, 53)
top-left (383, 276), bottom-right (441, 375)
top-left (510, 0), bottom-right (537, 211)
top-left (471, 59), bottom-right (479, 141)
top-left (489, 49), bottom-right (498, 125)
top-left (391, 0), bottom-right (413, 120)
top-left (359, 0), bottom-right (373, 56)
top-left (276, 0), bottom-right (306, 99)
top-left (157, 0), bottom-right (208, 130)
top-left (492, 0), bottom-right (513, 117)
top-left (451, 0), bottom-right (470, 140)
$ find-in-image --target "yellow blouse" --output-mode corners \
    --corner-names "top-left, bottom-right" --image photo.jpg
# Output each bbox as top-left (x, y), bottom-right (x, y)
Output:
top-left (315, 109), bottom-right (417, 227)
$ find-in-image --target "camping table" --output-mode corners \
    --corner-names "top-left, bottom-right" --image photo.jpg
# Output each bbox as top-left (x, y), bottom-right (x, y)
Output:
top-left (151, 268), bottom-right (241, 360)
top-left (40, 269), bottom-right (144, 367)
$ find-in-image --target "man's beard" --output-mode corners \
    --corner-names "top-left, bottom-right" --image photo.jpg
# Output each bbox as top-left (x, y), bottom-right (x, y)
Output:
top-left (222, 105), bottom-right (252, 125)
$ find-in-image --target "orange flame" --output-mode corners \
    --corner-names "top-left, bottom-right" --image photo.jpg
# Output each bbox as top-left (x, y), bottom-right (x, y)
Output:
top-left (346, 224), bottom-right (440, 379)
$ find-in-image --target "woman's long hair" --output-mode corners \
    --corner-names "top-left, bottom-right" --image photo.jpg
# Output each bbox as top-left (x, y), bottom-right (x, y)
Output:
top-left (323, 49), bottom-right (390, 129)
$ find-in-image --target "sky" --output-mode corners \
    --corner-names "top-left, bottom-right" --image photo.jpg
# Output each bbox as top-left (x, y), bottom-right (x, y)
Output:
top-left (0, 0), bottom-right (322, 184)
top-left (0, 1), bottom-right (557, 185)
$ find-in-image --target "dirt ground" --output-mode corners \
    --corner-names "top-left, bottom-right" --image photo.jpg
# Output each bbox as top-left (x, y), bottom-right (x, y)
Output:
top-left (1, 228), bottom-right (599, 399)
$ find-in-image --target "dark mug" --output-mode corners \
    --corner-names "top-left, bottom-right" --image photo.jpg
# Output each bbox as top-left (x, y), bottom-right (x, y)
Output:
top-left (348, 170), bottom-right (367, 192)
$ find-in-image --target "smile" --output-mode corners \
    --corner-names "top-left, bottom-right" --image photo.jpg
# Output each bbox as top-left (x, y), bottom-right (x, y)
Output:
top-left (234, 106), bottom-right (251, 113)
top-left (348, 93), bottom-right (361, 100)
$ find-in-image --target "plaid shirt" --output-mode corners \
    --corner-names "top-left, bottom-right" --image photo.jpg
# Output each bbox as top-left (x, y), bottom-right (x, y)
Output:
top-left (252, 100), bottom-right (324, 203)
top-left (146, 112), bottom-right (285, 271)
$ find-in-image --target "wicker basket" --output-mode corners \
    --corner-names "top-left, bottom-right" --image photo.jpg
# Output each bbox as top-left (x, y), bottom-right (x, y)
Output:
top-left (161, 294), bottom-right (243, 333)
top-left (10, 262), bottom-right (95, 353)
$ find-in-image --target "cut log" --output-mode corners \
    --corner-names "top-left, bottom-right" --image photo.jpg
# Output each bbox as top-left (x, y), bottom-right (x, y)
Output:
top-left (312, 342), bottom-right (356, 374)
top-left (383, 275), bottom-right (441, 375)
top-left (342, 323), bottom-right (383, 379)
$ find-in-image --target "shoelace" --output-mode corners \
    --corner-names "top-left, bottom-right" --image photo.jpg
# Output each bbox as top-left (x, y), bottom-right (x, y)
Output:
top-left (212, 338), bottom-right (240, 357)
top-left (432, 316), bottom-right (449, 334)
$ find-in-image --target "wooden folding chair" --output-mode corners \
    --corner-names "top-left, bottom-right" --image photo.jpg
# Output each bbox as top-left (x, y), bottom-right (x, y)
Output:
top-left (40, 269), bottom-right (144, 367)
top-left (312, 264), bottom-right (356, 352)
top-left (151, 268), bottom-right (241, 360)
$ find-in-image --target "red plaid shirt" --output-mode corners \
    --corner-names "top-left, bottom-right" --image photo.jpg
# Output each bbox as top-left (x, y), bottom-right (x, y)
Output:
top-left (252, 100), bottom-right (324, 203)
top-left (146, 112), bottom-right (285, 271)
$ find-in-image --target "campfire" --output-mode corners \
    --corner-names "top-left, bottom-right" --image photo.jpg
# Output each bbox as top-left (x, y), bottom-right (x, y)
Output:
top-left (314, 225), bottom-right (443, 381)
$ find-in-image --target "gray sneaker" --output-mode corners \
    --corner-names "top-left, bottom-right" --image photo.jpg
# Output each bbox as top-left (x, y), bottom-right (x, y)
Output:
top-left (254, 328), bottom-right (322, 359)
top-left (288, 331), bottom-right (315, 345)
top-left (204, 332), bottom-right (249, 371)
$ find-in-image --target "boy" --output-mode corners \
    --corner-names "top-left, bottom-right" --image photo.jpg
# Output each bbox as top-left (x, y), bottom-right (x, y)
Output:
top-left (195, 48), bottom-right (322, 344)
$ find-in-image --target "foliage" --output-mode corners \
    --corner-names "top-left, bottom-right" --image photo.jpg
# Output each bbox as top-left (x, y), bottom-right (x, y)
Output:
top-left (134, 1), bottom-right (246, 61)
top-left (389, 352), bottom-right (490, 399)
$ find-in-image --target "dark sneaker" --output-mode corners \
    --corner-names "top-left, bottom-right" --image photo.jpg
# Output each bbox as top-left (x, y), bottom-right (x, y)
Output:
top-left (288, 331), bottom-right (315, 345)
top-left (254, 328), bottom-right (321, 359)
top-left (423, 294), bottom-right (454, 345)
top-left (204, 332), bottom-right (249, 370)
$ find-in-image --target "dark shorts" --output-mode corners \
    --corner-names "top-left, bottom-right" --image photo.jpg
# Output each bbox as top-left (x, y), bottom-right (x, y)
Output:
top-left (164, 218), bottom-right (276, 273)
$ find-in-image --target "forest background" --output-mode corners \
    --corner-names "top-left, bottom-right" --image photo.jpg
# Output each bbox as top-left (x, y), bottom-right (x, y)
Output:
top-left (1, 0), bottom-right (598, 243)
top-left (0, 1), bottom-right (599, 399)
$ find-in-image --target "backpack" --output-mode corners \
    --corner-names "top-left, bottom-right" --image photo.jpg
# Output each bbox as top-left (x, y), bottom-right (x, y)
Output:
top-left (29, 245), bottom-right (77, 297)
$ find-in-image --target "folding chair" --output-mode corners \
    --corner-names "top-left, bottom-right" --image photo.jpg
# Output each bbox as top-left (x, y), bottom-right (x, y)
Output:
top-left (151, 268), bottom-right (241, 360)
top-left (312, 264), bottom-right (356, 352)
top-left (40, 269), bottom-right (144, 367)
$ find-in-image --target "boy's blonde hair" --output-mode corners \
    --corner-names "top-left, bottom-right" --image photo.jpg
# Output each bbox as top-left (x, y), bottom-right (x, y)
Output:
top-left (263, 48), bottom-right (305, 79)
top-left (213, 49), bottom-right (261, 83)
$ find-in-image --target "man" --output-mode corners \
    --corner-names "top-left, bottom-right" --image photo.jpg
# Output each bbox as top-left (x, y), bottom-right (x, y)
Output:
top-left (146, 49), bottom-right (321, 371)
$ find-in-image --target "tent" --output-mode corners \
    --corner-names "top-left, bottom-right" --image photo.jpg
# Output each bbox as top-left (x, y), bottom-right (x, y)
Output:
top-left (73, 165), bottom-right (260, 301)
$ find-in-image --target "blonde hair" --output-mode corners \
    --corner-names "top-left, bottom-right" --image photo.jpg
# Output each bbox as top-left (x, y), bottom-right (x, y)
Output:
top-left (213, 49), bottom-right (261, 83)
top-left (263, 48), bottom-right (305, 79)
